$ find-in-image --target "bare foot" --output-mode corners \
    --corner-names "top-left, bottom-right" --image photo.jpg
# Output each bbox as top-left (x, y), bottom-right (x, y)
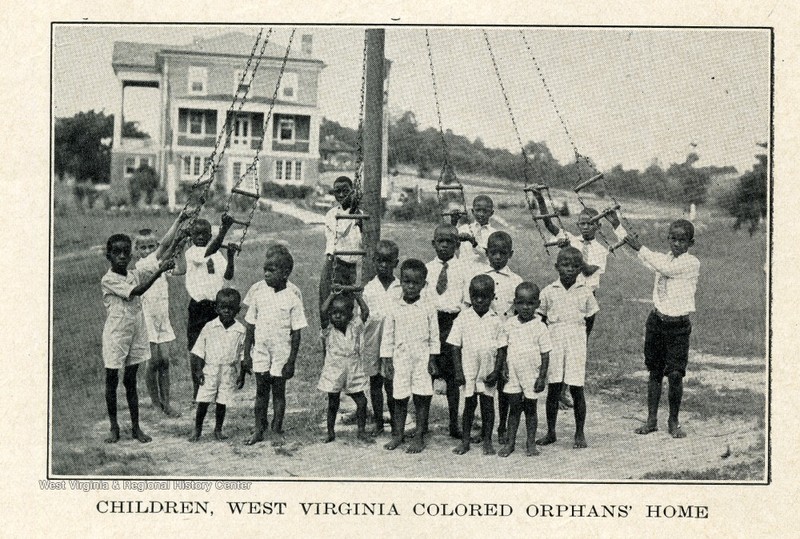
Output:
top-left (482, 441), bottom-right (496, 455)
top-left (635, 422), bottom-right (658, 435)
top-left (526, 442), bottom-right (540, 456)
top-left (104, 428), bottom-right (120, 444)
top-left (214, 430), bottom-right (229, 441)
top-left (668, 420), bottom-right (687, 439)
top-left (453, 442), bottom-right (470, 455)
top-left (245, 430), bottom-right (265, 445)
top-left (498, 445), bottom-right (514, 457)
top-left (132, 428), bottom-right (152, 443)
top-left (357, 431), bottom-right (375, 444)
top-left (497, 431), bottom-right (508, 445)
top-left (536, 432), bottom-right (557, 446)
top-left (271, 435), bottom-right (285, 447)
top-left (321, 433), bottom-right (335, 443)
top-left (384, 436), bottom-right (403, 450)
top-left (188, 429), bottom-right (201, 442)
top-left (163, 406), bottom-right (182, 418)
top-left (406, 436), bottom-right (425, 454)
top-left (573, 433), bottom-right (587, 449)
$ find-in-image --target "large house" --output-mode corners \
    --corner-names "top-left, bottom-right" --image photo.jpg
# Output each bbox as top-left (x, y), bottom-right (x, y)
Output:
top-left (110, 32), bottom-right (324, 207)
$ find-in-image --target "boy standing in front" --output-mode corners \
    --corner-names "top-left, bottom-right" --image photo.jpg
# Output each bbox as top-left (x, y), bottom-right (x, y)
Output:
top-left (185, 215), bottom-right (236, 400)
top-left (624, 220), bottom-right (700, 439)
top-left (101, 234), bottom-right (175, 443)
top-left (536, 247), bottom-right (599, 449)
top-left (241, 244), bottom-right (307, 446)
top-left (381, 259), bottom-right (440, 453)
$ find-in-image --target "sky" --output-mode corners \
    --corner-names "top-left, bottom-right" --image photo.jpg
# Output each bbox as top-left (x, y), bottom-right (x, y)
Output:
top-left (52, 24), bottom-right (770, 173)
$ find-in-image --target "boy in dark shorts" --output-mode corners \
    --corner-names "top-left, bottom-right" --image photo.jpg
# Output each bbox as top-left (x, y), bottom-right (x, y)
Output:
top-left (623, 220), bottom-right (700, 439)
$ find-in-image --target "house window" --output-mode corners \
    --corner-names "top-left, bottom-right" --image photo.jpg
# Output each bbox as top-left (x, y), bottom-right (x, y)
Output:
top-left (189, 111), bottom-right (204, 135)
top-left (278, 118), bottom-right (295, 142)
top-left (182, 155), bottom-right (212, 180)
top-left (232, 115), bottom-right (252, 147)
top-left (274, 160), bottom-right (303, 182)
top-left (233, 69), bottom-right (250, 96)
top-left (188, 67), bottom-right (208, 95)
top-left (125, 156), bottom-right (152, 178)
top-left (280, 72), bottom-right (298, 102)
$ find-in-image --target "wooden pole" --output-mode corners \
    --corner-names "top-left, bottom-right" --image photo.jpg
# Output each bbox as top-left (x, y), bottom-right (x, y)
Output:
top-left (361, 28), bottom-right (385, 284)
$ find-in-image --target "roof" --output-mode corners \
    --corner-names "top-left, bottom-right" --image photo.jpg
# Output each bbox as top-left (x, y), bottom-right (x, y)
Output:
top-left (112, 32), bottom-right (322, 71)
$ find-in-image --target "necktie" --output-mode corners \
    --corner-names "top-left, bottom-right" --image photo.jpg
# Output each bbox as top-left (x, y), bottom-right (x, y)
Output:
top-left (436, 261), bottom-right (448, 295)
top-left (582, 239), bottom-right (591, 262)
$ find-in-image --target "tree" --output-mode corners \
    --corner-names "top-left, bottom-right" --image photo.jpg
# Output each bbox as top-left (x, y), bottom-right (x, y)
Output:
top-left (667, 153), bottom-right (711, 207)
top-left (54, 110), bottom-right (149, 184)
top-left (728, 152), bottom-right (767, 235)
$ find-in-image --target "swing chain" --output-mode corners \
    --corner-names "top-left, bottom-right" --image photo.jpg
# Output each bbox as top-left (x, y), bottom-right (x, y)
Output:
top-left (425, 29), bottom-right (468, 225)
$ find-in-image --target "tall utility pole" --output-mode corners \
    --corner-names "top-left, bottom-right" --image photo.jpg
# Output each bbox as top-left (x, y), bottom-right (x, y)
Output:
top-left (361, 29), bottom-right (385, 283)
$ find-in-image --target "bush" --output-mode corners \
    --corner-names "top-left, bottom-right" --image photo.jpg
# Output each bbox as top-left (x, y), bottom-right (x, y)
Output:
top-left (129, 165), bottom-right (159, 206)
top-left (390, 194), bottom-right (440, 222)
top-left (261, 182), bottom-right (313, 200)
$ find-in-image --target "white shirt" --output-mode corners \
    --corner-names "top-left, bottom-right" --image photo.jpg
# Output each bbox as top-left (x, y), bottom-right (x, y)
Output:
top-left (324, 205), bottom-right (363, 263)
top-left (191, 317), bottom-right (245, 366)
top-left (501, 316), bottom-right (553, 387)
top-left (244, 280), bottom-right (308, 361)
top-left (446, 308), bottom-right (505, 396)
top-left (638, 247), bottom-right (700, 316)
top-left (184, 245), bottom-right (229, 302)
top-left (538, 279), bottom-right (600, 326)
top-left (322, 317), bottom-right (364, 361)
top-left (423, 257), bottom-right (472, 314)
top-left (470, 264), bottom-right (523, 318)
top-left (458, 221), bottom-right (496, 267)
top-left (136, 252), bottom-right (169, 308)
top-left (379, 298), bottom-right (440, 359)
top-left (362, 276), bottom-right (403, 322)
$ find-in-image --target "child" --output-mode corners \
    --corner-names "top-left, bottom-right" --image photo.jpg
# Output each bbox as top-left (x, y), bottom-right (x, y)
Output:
top-left (101, 234), bottom-right (175, 443)
top-left (381, 259), bottom-right (440, 453)
top-left (425, 224), bottom-right (472, 439)
top-left (185, 214), bottom-right (236, 400)
top-left (467, 230), bottom-right (522, 445)
top-left (318, 291), bottom-right (373, 443)
top-left (319, 176), bottom-right (363, 324)
top-left (624, 220), bottom-right (700, 439)
top-left (448, 275), bottom-right (505, 456)
top-left (458, 195), bottom-right (496, 267)
top-left (241, 244), bottom-right (308, 446)
top-left (134, 212), bottom-right (190, 417)
top-left (536, 247), bottom-right (599, 449)
top-left (497, 283), bottom-right (552, 457)
top-left (189, 288), bottom-right (245, 442)
top-left (361, 240), bottom-right (403, 435)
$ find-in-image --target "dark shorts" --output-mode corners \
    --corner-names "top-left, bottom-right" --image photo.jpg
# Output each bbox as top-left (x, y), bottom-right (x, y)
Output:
top-left (187, 298), bottom-right (217, 350)
top-left (435, 311), bottom-right (459, 383)
top-left (643, 310), bottom-right (692, 378)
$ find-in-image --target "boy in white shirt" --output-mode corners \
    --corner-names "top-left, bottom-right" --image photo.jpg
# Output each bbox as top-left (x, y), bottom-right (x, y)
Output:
top-left (241, 244), bottom-right (308, 446)
top-left (381, 259), bottom-right (440, 453)
top-left (361, 240), bottom-right (403, 436)
top-left (536, 247), bottom-right (599, 450)
top-left (189, 288), bottom-right (245, 442)
top-left (318, 291), bottom-right (372, 443)
top-left (101, 234), bottom-right (175, 443)
top-left (624, 220), bottom-right (700, 439)
top-left (458, 195), bottom-right (497, 268)
top-left (134, 211), bottom-right (190, 417)
top-left (497, 283), bottom-right (552, 457)
top-left (185, 215), bottom-right (236, 400)
top-left (448, 275), bottom-right (505, 456)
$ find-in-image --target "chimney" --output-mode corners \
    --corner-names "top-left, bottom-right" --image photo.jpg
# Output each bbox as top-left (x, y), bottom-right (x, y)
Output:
top-left (301, 34), bottom-right (313, 55)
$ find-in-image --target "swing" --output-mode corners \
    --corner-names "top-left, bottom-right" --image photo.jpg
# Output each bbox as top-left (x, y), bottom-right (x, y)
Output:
top-left (424, 30), bottom-right (470, 228)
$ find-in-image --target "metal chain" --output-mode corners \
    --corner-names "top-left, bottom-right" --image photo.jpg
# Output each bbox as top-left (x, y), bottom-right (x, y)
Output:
top-left (482, 29), bottom-right (554, 252)
top-left (232, 29), bottom-right (296, 251)
top-left (425, 29), bottom-right (468, 225)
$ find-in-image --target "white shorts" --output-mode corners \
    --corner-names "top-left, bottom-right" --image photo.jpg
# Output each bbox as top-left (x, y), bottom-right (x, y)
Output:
top-left (142, 304), bottom-right (176, 344)
top-left (547, 323), bottom-right (587, 387)
top-left (361, 317), bottom-right (383, 377)
top-left (317, 353), bottom-right (368, 394)
top-left (391, 345), bottom-right (433, 400)
top-left (196, 363), bottom-right (237, 405)
top-left (461, 351), bottom-right (497, 398)
top-left (503, 357), bottom-right (544, 399)
top-left (102, 312), bottom-right (150, 369)
top-left (252, 342), bottom-right (291, 377)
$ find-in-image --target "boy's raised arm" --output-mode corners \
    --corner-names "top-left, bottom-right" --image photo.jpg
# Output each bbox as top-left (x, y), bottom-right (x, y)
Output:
top-left (130, 259), bottom-right (174, 297)
top-left (354, 292), bottom-right (370, 323)
top-left (205, 214), bottom-right (234, 258)
top-left (155, 210), bottom-right (190, 260)
top-left (531, 189), bottom-right (560, 237)
top-left (223, 245), bottom-right (235, 280)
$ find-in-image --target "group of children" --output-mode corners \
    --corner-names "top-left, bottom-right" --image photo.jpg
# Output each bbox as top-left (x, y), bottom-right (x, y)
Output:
top-left (99, 174), bottom-right (700, 460)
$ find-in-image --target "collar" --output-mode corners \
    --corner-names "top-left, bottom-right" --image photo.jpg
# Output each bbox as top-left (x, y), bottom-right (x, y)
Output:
top-left (552, 279), bottom-right (586, 291)
top-left (436, 257), bottom-right (454, 266)
top-left (209, 317), bottom-right (245, 333)
top-left (486, 265), bottom-right (510, 276)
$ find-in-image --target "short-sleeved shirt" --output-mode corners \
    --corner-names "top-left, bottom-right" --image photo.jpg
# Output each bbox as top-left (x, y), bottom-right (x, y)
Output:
top-left (638, 248), bottom-right (700, 317)
top-left (470, 265), bottom-right (523, 319)
top-left (446, 308), bottom-right (505, 397)
top-left (379, 298), bottom-right (440, 359)
top-left (362, 276), bottom-right (403, 322)
top-left (538, 279), bottom-right (600, 327)
top-left (500, 316), bottom-right (552, 398)
top-left (318, 318), bottom-right (369, 394)
top-left (324, 205), bottom-right (363, 264)
top-left (101, 260), bottom-right (157, 317)
top-left (184, 245), bottom-right (228, 302)
top-left (191, 317), bottom-right (246, 366)
top-left (458, 221), bottom-right (496, 267)
top-left (101, 263), bottom-right (157, 368)
top-left (243, 280), bottom-right (308, 367)
top-left (136, 252), bottom-right (169, 309)
top-left (423, 257), bottom-right (472, 314)
top-left (556, 226), bottom-right (627, 291)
